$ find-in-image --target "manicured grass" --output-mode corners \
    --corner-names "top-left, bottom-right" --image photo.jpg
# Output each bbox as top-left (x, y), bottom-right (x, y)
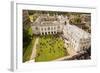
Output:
top-left (35, 35), bottom-right (69, 62)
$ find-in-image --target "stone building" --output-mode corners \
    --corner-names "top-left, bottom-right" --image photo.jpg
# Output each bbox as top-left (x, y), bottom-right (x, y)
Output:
top-left (63, 24), bottom-right (91, 52)
top-left (31, 14), bottom-right (67, 35)
top-left (31, 14), bottom-right (91, 52)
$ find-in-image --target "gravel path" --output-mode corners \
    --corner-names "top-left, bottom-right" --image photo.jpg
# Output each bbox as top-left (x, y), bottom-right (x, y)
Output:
top-left (30, 37), bottom-right (39, 60)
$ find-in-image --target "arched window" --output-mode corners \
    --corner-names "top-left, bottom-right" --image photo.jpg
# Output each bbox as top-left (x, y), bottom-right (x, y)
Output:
top-left (54, 31), bottom-right (56, 34)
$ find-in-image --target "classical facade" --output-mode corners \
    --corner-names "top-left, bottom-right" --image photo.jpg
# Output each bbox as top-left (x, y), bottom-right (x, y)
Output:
top-left (31, 14), bottom-right (91, 52)
top-left (31, 14), bottom-right (67, 35)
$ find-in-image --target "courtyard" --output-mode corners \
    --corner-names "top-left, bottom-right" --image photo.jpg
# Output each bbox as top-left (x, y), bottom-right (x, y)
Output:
top-left (35, 35), bottom-right (69, 62)
top-left (23, 10), bottom-right (91, 62)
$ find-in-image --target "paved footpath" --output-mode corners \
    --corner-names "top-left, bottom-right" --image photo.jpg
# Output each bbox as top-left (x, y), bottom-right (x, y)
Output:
top-left (30, 37), bottom-right (39, 60)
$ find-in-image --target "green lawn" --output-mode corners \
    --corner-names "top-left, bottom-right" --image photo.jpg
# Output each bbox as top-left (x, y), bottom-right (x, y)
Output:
top-left (35, 35), bottom-right (69, 62)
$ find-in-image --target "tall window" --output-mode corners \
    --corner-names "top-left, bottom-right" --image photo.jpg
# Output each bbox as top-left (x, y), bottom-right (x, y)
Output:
top-left (35, 27), bottom-right (38, 30)
top-left (41, 28), bottom-right (43, 31)
top-left (64, 21), bottom-right (66, 25)
top-left (48, 27), bottom-right (50, 30)
top-left (51, 27), bottom-right (53, 30)
top-left (54, 27), bottom-right (56, 30)
top-left (45, 28), bottom-right (46, 31)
